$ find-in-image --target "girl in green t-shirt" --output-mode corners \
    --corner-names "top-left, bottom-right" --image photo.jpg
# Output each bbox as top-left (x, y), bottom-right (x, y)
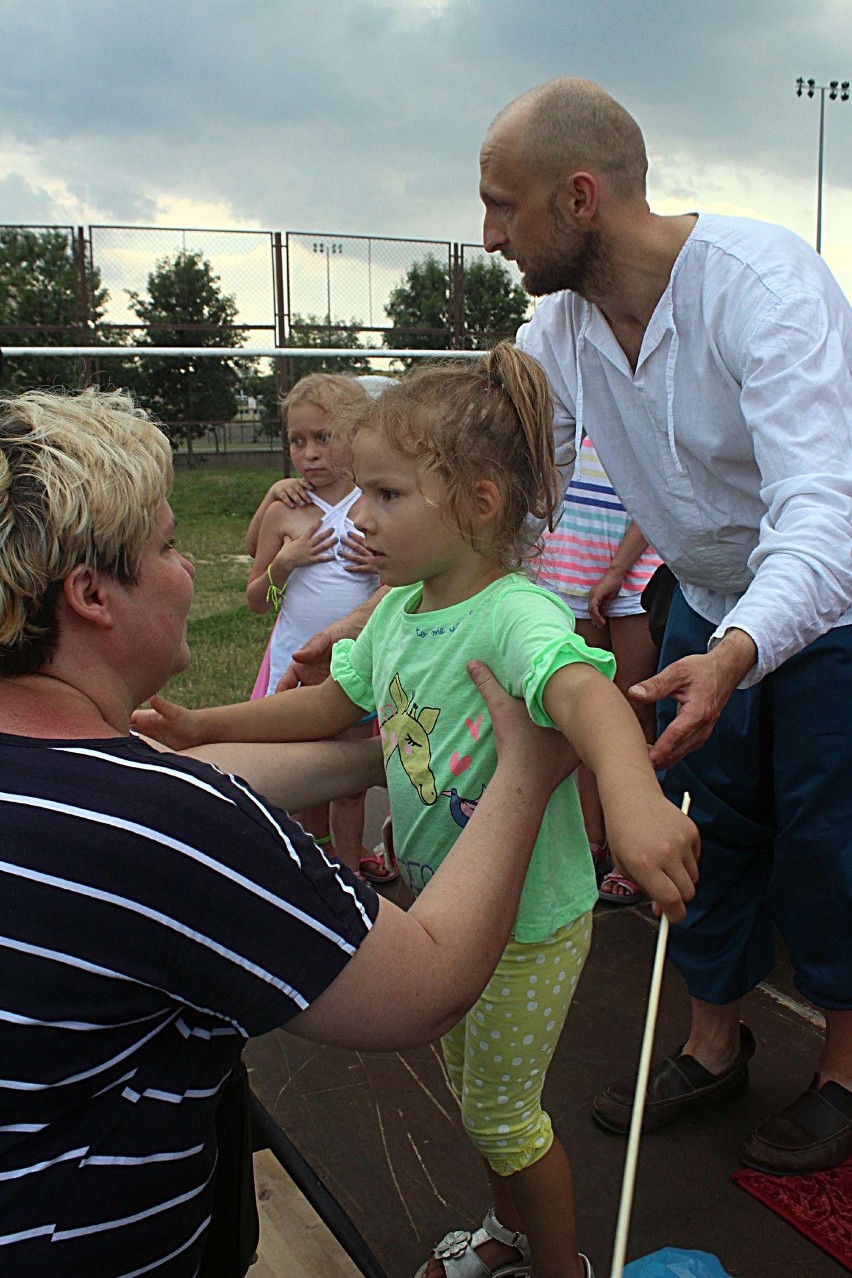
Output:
top-left (135, 343), bottom-right (698, 1278)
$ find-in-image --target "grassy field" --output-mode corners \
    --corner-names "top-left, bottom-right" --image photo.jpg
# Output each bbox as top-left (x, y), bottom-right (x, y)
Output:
top-left (162, 465), bottom-right (281, 708)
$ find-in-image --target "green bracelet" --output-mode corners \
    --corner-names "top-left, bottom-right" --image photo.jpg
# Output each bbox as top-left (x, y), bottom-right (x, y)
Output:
top-left (266, 564), bottom-right (287, 612)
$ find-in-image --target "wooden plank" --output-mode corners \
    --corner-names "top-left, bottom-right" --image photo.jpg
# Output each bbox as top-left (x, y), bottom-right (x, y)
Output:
top-left (246, 909), bottom-right (839, 1277)
top-left (251, 1149), bottom-right (362, 1278)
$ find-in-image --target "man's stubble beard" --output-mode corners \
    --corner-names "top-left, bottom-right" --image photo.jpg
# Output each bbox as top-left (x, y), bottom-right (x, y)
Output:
top-left (520, 195), bottom-right (611, 299)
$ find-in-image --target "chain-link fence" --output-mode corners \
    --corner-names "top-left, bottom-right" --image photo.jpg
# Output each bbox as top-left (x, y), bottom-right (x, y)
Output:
top-left (90, 225), bottom-right (279, 349)
top-left (286, 231), bottom-right (453, 342)
top-left (0, 221), bottom-right (534, 461)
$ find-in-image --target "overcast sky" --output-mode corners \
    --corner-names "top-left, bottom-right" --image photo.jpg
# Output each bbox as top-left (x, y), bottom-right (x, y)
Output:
top-left (3, 0), bottom-right (852, 302)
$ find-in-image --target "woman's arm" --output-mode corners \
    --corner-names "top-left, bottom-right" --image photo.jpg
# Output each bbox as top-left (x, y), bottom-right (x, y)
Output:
top-left (287, 662), bottom-right (577, 1051)
top-left (186, 735), bottom-right (385, 809)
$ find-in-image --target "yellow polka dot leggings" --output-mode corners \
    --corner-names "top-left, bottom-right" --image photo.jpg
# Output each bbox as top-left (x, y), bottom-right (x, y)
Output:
top-left (440, 912), bottom-right (592, 1177)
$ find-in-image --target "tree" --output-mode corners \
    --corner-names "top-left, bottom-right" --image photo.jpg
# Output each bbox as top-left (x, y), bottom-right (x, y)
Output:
top-left (383, 253), bottom-right (530, 363)
top-left (0, 227), bottom-right (108, 393)
top-left (384, 255), bottom-right (451, 359)
top-left (285, 313), bottom-right (371, 383)
top-left (460, 258), bottom-right (530, 349)
top-left (127, 250), bottom-right (248, 461)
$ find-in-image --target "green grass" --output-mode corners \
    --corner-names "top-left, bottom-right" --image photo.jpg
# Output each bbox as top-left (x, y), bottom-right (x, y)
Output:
top-left (162, 466), bottom-right (281, 707)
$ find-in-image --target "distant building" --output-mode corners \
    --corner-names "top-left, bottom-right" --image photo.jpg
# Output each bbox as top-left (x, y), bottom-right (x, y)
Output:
top-left (233, 392), bottom-right (262, 423)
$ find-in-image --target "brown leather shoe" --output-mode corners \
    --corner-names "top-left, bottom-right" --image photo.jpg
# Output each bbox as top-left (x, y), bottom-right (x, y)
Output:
top-left (740, 1076), bottom-right (852, 1175)
top-left (592, 1024), bottom-right (756, 1134)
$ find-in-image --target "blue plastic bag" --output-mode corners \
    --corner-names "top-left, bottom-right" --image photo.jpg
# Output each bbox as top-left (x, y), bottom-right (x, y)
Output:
top-left (624, 1248), bottom-right (734, 1277)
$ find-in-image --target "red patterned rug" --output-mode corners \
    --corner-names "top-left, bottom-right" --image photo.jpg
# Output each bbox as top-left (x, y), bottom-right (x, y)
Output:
top-left (733, 1160), bottom-right (852, 1272)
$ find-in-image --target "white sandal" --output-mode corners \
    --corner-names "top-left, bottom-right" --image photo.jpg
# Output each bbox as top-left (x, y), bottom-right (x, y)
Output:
top-left (414, 1209), bottom-right (530, 1277)
top-left (414, 1206), bottom-right (597, 1277)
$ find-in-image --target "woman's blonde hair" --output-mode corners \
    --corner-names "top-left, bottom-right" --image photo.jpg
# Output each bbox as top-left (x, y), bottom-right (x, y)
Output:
top-left (346, 342), bottom-right (561, 567)
top-left (0, 387), bottom-right (173, 676)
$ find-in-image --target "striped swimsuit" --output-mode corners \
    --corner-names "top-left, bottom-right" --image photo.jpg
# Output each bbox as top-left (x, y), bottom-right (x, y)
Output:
top-left (536, 436), bottom-right (661, 618)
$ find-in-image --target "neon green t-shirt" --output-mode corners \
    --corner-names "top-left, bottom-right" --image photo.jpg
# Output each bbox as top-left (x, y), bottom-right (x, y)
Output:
top-left (330, 574), bottom-right (616, 942)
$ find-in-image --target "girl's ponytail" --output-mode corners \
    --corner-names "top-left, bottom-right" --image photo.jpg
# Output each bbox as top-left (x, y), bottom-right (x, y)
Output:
top-left (482, 342), bottom-right (561, 531)
top-left (347, 341), bottom-right (563, 568)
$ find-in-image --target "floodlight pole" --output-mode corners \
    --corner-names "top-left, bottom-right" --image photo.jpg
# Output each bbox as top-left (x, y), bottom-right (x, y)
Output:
top-left (795, 77), bottom-right (850, 254)
top-left (312, 240), bottom-right (343, 324)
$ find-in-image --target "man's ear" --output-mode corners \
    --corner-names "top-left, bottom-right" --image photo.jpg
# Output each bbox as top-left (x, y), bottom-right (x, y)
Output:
top-left (62, 565), bottom-right (114, 629)
top-left (553, 170), bottom-right (598, 226)
top-left (472, 478), bottom-right (502, 526)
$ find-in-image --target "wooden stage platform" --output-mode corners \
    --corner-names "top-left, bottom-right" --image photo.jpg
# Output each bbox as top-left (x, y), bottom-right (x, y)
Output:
top-left (247, 864), bottom-right (843, 1278)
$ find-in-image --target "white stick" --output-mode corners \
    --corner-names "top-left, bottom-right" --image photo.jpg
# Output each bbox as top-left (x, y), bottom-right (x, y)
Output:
top-left (609, 792), bottom-right (692, 1278)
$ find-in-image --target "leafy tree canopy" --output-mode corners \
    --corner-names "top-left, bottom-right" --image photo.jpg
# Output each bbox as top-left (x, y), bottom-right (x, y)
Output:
top-left (126, 250), bottom-right (248, 453)
top-left (384, 255), bottom-right (451, 353)
top-left (239, 368), bottom-right (277, 415)
top-left (461, 257), bottom-right (530, 349)
top-left (383, 253), bottom-right (529, 361)
top-left (0, 227), bottom-right (108, 393)
top-left (285, 313), bottom-right (371, 380)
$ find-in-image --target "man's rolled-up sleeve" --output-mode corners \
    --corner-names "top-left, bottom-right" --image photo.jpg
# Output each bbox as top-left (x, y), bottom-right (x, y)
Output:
top-left (711, 292), bottom-right (852, 684)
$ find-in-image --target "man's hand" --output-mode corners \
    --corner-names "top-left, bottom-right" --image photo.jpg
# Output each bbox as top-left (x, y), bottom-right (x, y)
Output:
top-left (631, 630), bottom-right (758, 769)
top-left (131, 694), bottom-right (207, 751)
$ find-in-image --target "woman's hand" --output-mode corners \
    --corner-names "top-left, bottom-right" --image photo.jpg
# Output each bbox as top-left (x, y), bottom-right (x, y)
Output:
top-left (467, 660), bottom-right (579, 799)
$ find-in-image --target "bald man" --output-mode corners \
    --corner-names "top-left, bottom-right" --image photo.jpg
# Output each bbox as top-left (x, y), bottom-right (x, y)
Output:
top-left (480, 78), bottom-right (852, 1177)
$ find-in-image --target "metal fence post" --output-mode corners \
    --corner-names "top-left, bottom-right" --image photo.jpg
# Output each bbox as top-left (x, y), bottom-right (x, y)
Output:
top-left (75, 226), bottom-right (92, 387)
top-left (273, 232), bottom-right (289, 473)
top-left (451, 242), bottom-right (464, 349)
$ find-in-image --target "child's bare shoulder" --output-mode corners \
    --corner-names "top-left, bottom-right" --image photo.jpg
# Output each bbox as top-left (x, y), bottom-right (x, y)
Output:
top-left (261, 496), bottom-right (322, 538)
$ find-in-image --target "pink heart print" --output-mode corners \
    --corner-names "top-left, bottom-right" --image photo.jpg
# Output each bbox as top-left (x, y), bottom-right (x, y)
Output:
top-left (465, 714), bottom-right (482, 740)
top-left (450, 751), bottom-right (472, 776)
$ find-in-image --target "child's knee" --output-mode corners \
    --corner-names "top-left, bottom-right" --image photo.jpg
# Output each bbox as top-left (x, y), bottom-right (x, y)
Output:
top-left (460, 1101), bottom-right (554, 1177)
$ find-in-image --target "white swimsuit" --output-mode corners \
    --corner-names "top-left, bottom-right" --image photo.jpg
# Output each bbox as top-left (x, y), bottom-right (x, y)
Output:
top-left (265, 488), bottom-right (378, 695)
